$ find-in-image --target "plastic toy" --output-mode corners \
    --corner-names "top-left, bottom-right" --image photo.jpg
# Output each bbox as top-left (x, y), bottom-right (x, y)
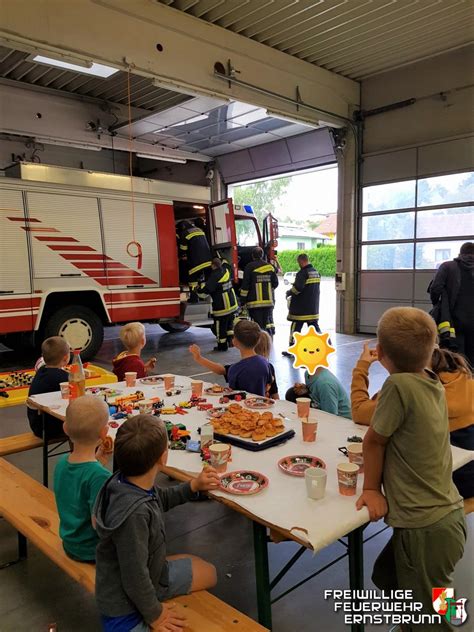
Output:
top-left (197, 403), bottom-right (213, 411)
top-left (220, 391), bottom-right (246, 404)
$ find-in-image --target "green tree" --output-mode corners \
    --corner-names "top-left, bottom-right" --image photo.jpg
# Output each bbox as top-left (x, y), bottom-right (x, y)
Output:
top-left (233, 178), bottom-right (290, 225)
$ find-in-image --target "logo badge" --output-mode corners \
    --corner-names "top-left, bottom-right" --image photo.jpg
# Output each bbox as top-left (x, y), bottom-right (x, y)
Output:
top-left (433, 589), bottom-right (468, 626)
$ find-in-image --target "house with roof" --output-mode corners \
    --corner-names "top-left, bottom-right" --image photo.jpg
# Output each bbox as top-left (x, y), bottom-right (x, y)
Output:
top-left (315, 213), bottom-right (337, 243)
top-left (278, 223), bottom-right (329, 251)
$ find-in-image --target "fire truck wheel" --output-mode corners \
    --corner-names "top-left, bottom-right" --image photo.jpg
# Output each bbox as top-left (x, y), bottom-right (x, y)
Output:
top-left (160, 322), bottom-right (190, 334)
top-left (44, 306), bottom-right (104, 360)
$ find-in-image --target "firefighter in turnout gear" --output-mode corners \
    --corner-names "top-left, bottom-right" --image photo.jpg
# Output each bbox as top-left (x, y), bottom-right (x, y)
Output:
top-left (283, 253), bottom-right (321, 355)
top-left (178, 220), bottom-right (212, 302)
top-left (198, 258), bottom-right (238, 351)
top-left (240, 247), bottom-right (279, 334)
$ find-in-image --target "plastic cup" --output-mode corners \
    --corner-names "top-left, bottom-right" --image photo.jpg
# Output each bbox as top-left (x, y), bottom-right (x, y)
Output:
top-left (305, 467), bottom-right (327, 500)
top-left (296, 397), bottom-right (311, 418)
top-left (191, 380), bottom-right (203, 397)
top-left (59, 382), bottom-right (70, 400)
top-left (209, 443), bottom-right (231, 473)
top-left (347, 443), bottom-right (364, 474)
top-left (163, 374), bottom-right (175, 389)
top-left (301, 419), bottom-right (317, 442)
top-left (138, 399), bottom-right (153, 414)
top-left (125, 372), bottom-right (137, 387)
top-left (337, 463), bottom-right (359, 496)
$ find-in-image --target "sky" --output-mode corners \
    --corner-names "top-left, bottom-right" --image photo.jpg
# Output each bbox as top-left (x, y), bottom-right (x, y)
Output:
top-left (274, 165), bottom-right (338, 221)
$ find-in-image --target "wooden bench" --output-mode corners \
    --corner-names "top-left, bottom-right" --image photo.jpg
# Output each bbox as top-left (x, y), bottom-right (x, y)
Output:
top-left (0, 458), bottom-right (267, 632)
top-left (0, 432), bottom-right (69, 486)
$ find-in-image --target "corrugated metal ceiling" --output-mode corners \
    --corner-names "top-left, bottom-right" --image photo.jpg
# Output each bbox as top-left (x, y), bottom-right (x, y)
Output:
top-left (0, 45), bottom-right (190, 111)
top-left (158, 0), bottom-right (474, 79)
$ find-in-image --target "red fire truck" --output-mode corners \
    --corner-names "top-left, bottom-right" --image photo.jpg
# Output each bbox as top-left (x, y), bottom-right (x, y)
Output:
top-left (0, 163), bottom-right (278, 359)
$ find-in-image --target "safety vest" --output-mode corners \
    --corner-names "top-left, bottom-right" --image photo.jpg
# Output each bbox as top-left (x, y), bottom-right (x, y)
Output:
top-left (287, 264), bottom-right (320, 321)
top-left (198, 264), bottom-right (238, 317)
top-left (240, 260), bottom-right (279, 308)
top-left (179, 227), bottom-right (212, 276)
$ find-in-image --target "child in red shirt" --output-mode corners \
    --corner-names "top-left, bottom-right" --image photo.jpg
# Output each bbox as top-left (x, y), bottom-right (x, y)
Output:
top-left (112, 322), bottom-right (156, 382)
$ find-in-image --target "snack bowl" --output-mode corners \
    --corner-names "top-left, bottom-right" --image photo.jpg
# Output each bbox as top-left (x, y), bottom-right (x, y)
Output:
top-left (219, 470), bottom-right (269, 495)
top-left (244, 396), bottom-right (274, 409)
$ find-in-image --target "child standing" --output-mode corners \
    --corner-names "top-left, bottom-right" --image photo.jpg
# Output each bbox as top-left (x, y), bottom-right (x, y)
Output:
top-left (28, 336), bottom-right (70, 439)
top-left (94, 415), bottom-right (218, 632)
top-left (112, 322), bottom-right (156, 382)
top-left (189, 320), bottom-right (272, 396)
top-left (356, 307), bottom-right (466, 626)
top-left (54, 395), bottom-right (111, 562)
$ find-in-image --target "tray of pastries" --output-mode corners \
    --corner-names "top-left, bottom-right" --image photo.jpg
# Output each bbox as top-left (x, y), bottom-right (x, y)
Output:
top-left (209, 403), bottom-right (295, 451)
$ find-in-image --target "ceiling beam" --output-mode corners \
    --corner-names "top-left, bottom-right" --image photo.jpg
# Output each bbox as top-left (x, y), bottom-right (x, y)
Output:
top-left (0, 0), bottom-right (360, 127)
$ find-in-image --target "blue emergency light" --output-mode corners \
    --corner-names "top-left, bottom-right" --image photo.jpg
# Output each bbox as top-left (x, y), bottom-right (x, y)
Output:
top-left (243, 204), bottom-right (254, 214)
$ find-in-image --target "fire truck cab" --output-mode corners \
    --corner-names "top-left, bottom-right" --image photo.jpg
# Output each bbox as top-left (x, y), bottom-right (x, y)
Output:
top-left (0, 163), bottom-right (278, 359)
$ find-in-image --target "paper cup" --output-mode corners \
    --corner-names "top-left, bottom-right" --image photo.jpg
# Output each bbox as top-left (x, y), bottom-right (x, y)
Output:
top-left (209, 443), bottom-right (231, 473)
top-left (296, 397), bottom-right (311, 418)
top-left (337, 463), bottom-right (359, 496)
top-left (60, 382), bottom-right (70, 400)
top-left (163, 374), bottom-right (175, 389)
top-left (138, 399), bottom-right (154, 414)
top-left (305, 467), bottom-right (327, 500)
top-left (347, 443), bottom-right (364, 474)
top-left (301, 419), bottom-right (317, 442)
top-left (125, 372), bottom-right (137, 387)
top-left (191, 380), bottom-right (203, 397)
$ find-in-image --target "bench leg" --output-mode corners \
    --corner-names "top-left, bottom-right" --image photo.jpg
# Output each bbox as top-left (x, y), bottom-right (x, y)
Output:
top-left (42, 412), bottom-right (49, 488)
top-left (253, 521), bottom-right (272, 630)
top-left (348, 526), bottom-right (365, 632)
top-left (0, 533), bottom-right (28, 569)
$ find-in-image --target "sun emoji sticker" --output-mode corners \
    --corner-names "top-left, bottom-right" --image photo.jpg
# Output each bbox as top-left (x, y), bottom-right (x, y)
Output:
top-left (288, 326), bottom-right (335, 375)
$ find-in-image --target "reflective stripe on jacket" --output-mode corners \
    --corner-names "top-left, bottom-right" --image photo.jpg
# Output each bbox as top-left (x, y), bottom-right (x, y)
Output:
top-left (179, 227), bottom-right (212, 276)
top-left (198, 264), bottom-right (238, 317)
top-left (287, 264), bottom-right (320, 321)
top-left (240, 260), bottom-right (279, 308)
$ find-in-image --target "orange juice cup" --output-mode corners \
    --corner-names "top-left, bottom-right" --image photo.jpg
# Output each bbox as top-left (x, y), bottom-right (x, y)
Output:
top-left (347, 443), bottom-right (364, 474)
top-left (59, 382), bottom-right (70, 400)
top-left (337, 463), bottom-right (359, 496)
top-left (163, 374), bottom-right (175, 389)
top-left (125, 372), bottom-right (137, 387)
top-left (296, 397), bottom-right (311, 418)
top-left (301, 418), bottom-right (317, 442)
top-left (191, 380), bottom-right (203, 397)
top-left (209, 443), bottom-right (231, 473)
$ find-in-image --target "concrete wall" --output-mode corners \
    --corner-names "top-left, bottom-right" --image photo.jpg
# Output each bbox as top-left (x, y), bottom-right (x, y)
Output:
top-left (361, 45), bottom-right (474, 154)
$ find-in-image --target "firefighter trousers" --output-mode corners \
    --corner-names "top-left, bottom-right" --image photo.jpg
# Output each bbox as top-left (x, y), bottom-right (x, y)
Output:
top-left (289, 319), bottom-right (321, 345)
top-left (249, 307), bottom-right (275, 335)
top-left (214, 313), bottom-right (235, 351)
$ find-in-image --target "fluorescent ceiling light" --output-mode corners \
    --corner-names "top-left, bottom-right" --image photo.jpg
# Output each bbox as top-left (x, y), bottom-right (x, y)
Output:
top-left (136, 153), bottom-right (186, 164)
top-left (265, 109), bottom-right (319, 128)
top-left (32, 55), bottom-right (119, 78)
top-left (35, 137), bottom-right (102, 151)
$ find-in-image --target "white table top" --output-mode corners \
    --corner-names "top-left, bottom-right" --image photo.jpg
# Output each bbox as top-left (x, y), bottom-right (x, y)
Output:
top-left (28, 375), bottom-right (474, 552)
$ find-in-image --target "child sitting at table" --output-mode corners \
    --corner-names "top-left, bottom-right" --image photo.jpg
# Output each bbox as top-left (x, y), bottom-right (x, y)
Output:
top-left (356, 307), bottom-right (465, 622)
top-left (54, 395), bottom-right (112, 562)
top-left (112, 322), bottom-right (156, 382)
top-left (94, 414), bottom-right (218, 632)
top-left (188, 320), bottom-right (273, 397)
top-left (28, 336), bottom-right (70, 439)
top-left (189, 330), bottom-right (279, 399)
top-left (285, 367), bottom-right (351, 419)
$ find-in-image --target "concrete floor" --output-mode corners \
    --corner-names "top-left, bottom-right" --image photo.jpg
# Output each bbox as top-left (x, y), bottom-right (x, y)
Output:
top-left (1, 283), bottom-right (473, 632)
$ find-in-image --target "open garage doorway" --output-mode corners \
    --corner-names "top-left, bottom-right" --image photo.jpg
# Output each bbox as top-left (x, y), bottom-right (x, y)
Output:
top-left (228, 164), bottom-right (338, 351)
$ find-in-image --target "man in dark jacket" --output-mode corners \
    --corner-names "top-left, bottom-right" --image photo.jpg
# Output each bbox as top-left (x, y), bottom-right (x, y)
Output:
top-left (283, 253), bottom-right (321, 355)
top-left (430, 241), bottom-right (474, 366)
top-left (240, 247), bottom-right (279, 334)
top-left (198, 258), bottom-right (238, 351)
top-left (178, 220), bottom-right (212, 301)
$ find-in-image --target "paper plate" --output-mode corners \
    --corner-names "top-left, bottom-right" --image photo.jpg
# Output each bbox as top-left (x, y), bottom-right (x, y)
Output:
top-left (244, 397), bottom-right (274, 409)
top-left (278, 455), bottom-right (326, 477)
top-left (204, 386), bottom-right (233, 396)
top-left (139, 376), bottom-right (163, 384)
top-left (219, 470), bottom-right (269, 495)
top-left (86, 386), bottom-right (123, 396)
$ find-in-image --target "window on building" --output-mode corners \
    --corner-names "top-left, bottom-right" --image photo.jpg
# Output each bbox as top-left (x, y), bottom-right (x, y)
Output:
top-left (297, 242), bottom-right (306, 250)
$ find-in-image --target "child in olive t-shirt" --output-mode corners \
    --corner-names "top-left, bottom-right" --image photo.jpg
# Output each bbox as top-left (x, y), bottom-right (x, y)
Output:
top-left (54, 396), bottom-right (112, 562)
top-left (357, 308), bottom-right (465, 629)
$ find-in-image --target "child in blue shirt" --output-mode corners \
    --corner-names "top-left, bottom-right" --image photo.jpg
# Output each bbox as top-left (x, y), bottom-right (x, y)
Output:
top-left (189, 321), bottom-right (273, 397)
top-left (286, 367), bottom-right (351, 418)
